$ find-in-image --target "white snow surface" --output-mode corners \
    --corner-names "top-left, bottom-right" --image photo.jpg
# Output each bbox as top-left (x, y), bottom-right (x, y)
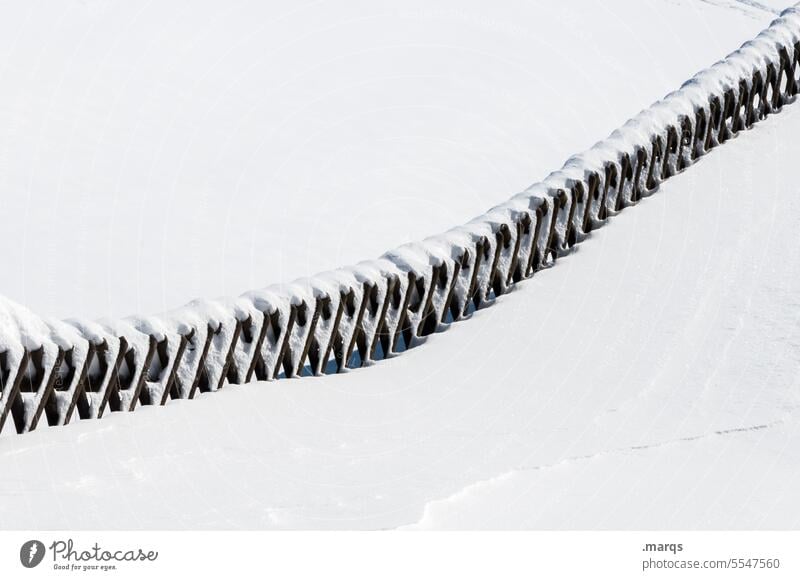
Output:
top-left (0, 0), bottom-right (791, 321)
top-left (2, 88), bottom-right (800, 529)
top-left (1, 0), bottom-right (799, 360)
top-left (1, 0), bottom-right (799, 529)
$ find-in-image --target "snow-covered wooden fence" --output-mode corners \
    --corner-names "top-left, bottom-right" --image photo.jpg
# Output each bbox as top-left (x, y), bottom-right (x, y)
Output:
top-left (2, 6), bottom-right (800, 435)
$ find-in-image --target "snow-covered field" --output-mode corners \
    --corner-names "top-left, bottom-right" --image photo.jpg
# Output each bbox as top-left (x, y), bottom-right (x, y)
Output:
top-left (1, 0), bottom-right (799, 529)
top-left (0, 0), bottom-right (788, 320)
